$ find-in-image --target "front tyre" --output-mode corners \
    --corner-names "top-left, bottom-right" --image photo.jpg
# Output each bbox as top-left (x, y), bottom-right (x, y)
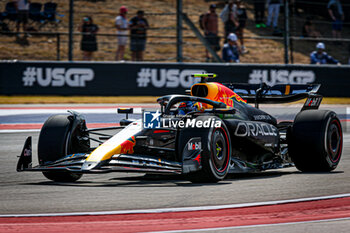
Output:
top-left (288, 110), bottom-right (343, 172)
top-left (190, 117), bottom-right (231, 183)
top-left (38, 115), bottom-right (89, 182)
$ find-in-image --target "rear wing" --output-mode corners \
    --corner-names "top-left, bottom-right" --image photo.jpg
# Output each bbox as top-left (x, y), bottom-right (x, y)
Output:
top-left (222, 83), bottom-right (322, 109)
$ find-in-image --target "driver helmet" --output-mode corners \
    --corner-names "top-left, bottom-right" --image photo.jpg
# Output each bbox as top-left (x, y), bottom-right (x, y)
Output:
top-left (177, 101), bottom-right (202, 115)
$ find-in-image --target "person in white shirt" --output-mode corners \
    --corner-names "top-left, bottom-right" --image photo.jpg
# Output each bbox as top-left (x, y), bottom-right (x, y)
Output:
top-left (115, 6), bottom-right (129, 61)
top-left (15, 0), bottom-right (30, 36)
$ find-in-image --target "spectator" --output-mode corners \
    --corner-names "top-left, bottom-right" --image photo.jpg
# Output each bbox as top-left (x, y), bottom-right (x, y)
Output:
top-left (235, 0), bottom-right (248, 54)
top-left (327, 0), bottom-right (344, 40)
top-left (253, 0), bottom-right (266, 28)
top-left (129, 10), bottom-right (149, 61)
top-left (220, 1), bottom-right (239, 39)
top-left (310, 42), bottom-right (340, 65)
top-left (302, 17), bottom-right (321, 38)
top-left (79, 16), bottom-right (99, 61)
top-left (15, 0), bottom-right (30, 37)
top-left (266, 0), bottom-right (282, 29)
top-left (115, 6), bottom-right (129, 61)
top-left (222, 33), bottom-right (241, 63)
top-left (202, 4), bottom-right (220, 62)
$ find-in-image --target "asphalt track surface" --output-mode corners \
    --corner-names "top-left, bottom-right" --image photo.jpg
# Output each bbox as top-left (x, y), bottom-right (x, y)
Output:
top-left (1, 131), bottom-right (349, 214)
top-left (0, 104), bottom-right (349, 232)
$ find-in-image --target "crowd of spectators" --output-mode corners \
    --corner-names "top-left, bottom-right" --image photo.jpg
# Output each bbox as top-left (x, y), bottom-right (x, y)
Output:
top-left (79, 6), bottom-right (149, 61)
top-left (0, 0), bottom-right (348, 64)
top-left (113, 6), bottom-right (149, 61)
top-left (199, 0), bottom-right (347, 64)
top-left (201, 1), bottom-right (246, 63)
top-left (201, 0), bottom-right (248, 62)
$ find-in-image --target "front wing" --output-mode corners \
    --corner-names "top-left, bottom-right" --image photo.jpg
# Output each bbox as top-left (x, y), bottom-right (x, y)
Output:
top-left (17, 137), bottom-right (198, 175)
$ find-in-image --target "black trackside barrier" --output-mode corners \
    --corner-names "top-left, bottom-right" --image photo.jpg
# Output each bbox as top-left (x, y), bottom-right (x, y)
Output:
top-left (0, 61), bottom-right (349, 97)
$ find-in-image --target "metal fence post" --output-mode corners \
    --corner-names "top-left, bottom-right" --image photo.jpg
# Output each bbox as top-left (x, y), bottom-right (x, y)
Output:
top-left (68, 0), bottom-right (74, 61)
top-left (176, 0), bottom-right (183, 62)
top-left (284, 0), bottom-right (289, 64)
top-left (56, 33), bottom-right (60, 61)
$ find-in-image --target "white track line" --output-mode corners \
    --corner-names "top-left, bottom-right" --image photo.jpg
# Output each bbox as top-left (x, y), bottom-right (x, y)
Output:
top-left (1, 193), bottom-right (350, 218)
top-left (0, 108), bottom-right (144, 116)
top-left (0, 129), bottom-right (40, 133)
top-left (149, 217), bottom-right (350, 233)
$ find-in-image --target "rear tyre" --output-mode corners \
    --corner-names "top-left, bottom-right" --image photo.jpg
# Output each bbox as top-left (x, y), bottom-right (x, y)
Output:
top-left (189, 117), bottom-right (231, 183)
top-left (288, 110), bottom-right (343, 172)
top-left (38, 115), bottom-right (89, 182)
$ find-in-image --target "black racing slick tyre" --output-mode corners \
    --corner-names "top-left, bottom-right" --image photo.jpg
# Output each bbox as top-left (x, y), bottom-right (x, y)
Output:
top-left (38, 115), bottom-right (88, 182)
top-left (288, 110), bottom-right (343, 172)
top-left (189, 117), bottom-right (231, 183)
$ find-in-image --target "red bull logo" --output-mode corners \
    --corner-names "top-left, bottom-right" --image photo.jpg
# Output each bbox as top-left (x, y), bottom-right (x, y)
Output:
top-left (120, 136), bottom-right (136, 154)
top-left (213, 83), bottom-right (246, 107)
top-left (230, 92), bottom-right (247, 104)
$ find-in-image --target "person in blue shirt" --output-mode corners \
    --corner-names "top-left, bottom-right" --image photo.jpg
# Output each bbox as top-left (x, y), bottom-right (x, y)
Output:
top-left (310, 42), bottom-right (340, 65)
top-left (222, 33), bottom-right (241, 63)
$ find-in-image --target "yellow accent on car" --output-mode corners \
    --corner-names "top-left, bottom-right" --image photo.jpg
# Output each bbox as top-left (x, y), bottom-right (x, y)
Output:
top-left (86, 122), bottom-right (141, 162)
top-left (285, 85), bottom-right (290, 95)
top-left (86, 143), bottom-right (122, 162)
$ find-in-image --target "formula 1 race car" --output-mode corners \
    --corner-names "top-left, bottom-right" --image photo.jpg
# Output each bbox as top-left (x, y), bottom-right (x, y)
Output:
top-left (17, 74), bottom-right (343, 183)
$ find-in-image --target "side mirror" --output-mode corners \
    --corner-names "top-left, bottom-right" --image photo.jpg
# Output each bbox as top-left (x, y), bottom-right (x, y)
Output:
top-left (120, 119), bottom-right (133, 126)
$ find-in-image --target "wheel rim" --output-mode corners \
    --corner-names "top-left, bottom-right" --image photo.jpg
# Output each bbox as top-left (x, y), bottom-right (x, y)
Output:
top-left (213, 138), bottom-right (225, 170)
top-left (327, 119), bottom-right (342, 163)
top-left (211, 128), bottom-right (230, 173)
top-left (216, 142), bottom-right (224, 159)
